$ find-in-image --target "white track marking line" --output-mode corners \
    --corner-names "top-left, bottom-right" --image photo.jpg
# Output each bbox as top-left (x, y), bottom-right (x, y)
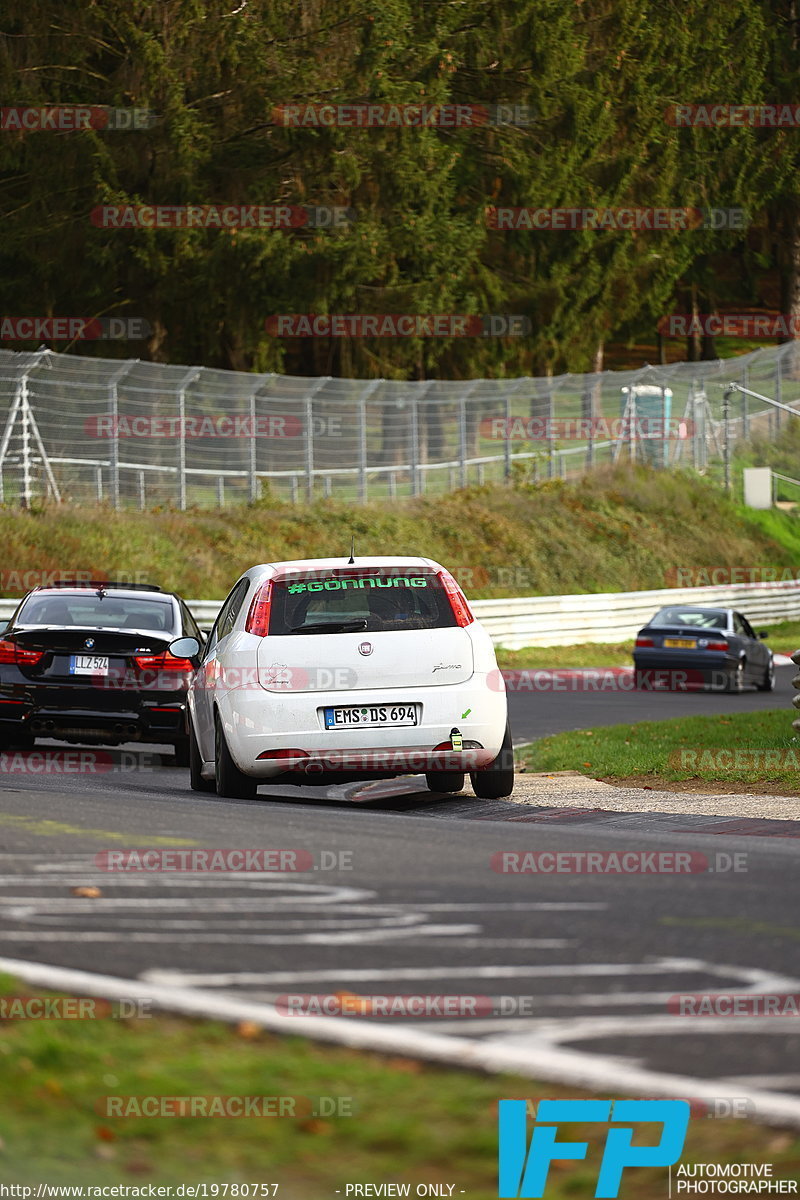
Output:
top-left (0, 924), bottom-right (482, 944)
top-left (137, 958), bottom-right (732, 988)
top-left (721, 1075), bottom-right (800, 1088)
top-left (0, 954), bottom-right (798, 1130)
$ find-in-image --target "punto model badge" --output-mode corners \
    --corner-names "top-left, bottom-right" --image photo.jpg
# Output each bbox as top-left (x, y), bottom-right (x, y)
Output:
top-left (84, 637), bottom-right (95, 649)
top-left (358, 641), bottom-right (373, 656)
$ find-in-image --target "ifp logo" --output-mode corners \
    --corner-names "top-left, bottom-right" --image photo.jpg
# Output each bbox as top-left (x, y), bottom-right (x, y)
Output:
top-left (498, 1099), bottom-right (689, 1198)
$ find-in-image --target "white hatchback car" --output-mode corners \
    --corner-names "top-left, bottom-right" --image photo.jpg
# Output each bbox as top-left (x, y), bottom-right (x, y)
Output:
top-left (171, 556), bottom-right (513, 801)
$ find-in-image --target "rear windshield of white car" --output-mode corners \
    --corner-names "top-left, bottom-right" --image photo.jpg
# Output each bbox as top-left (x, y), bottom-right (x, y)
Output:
top-left (269, 570), bottom-right (458, 634)
top-left (18, 592), bottom-right (175, 632)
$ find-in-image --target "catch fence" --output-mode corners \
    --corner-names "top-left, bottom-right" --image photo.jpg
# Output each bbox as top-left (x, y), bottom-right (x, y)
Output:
top-left (0, 344), bottom-right (797, 508)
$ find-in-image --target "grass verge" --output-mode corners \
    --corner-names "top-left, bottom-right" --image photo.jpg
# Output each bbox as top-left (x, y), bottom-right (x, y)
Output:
top-left (0, 975), bottom-right (798, 1193)
top-left (518, 708), bottom-right (800, 792)
top-left (1, 464), bottom-right (800, 601)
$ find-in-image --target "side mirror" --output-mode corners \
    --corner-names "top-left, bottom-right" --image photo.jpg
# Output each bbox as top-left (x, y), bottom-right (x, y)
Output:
top-left (759, 631), bottom-right (769, 639)
top-left (169, 636), bottom-right (201, 662)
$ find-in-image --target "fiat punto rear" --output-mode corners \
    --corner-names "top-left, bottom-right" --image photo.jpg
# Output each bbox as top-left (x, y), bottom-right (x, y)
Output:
top-left (181, 557), bottom-right (513, 801)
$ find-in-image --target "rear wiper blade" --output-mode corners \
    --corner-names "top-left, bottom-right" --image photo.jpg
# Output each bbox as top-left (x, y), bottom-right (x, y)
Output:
top-left (288, 619), bottom-right (368, 634)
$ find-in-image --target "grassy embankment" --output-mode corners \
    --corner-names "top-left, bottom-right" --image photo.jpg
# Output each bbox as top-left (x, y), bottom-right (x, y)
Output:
top-left (0, 973), bottom-right (797, 1192)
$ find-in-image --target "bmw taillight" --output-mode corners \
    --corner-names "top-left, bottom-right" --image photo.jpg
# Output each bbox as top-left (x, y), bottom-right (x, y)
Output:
top-left (706, 641), bottom-right (729, 652)
top-left (245, 580), bottom-right (273, 637)
top-left (0, 639), bottom-right (44, 666)
top-left (438, 569), bottom-right (474, 627)
top-left (635, 637), bottom-right (654, 647)
top-left (133, 651), bottom-right (195, 673)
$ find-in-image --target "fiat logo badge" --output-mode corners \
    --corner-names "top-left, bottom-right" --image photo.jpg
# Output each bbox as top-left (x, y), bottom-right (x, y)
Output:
top-left (358, 641), bottom-right (373, 656)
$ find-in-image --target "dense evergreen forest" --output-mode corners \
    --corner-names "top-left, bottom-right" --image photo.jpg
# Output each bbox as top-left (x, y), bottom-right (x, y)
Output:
top-left (1, 0), bottom-right (799, 378)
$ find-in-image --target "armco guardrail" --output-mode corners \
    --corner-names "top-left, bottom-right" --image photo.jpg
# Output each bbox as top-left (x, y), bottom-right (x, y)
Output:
top-left (2, 581), bottom-right (799, 649)
top-left (471, 581), bottom-right (800, 648)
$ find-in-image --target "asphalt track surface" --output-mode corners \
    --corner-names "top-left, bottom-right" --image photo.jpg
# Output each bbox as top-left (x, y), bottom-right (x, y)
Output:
top-left (506, 664), bottom-right (796, 741)
top-left (0, 667), bottom-right (798, 1126)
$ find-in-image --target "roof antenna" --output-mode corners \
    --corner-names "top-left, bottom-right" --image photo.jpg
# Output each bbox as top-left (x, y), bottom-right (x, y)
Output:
top-left (348, 535), bottom-right (355, 565)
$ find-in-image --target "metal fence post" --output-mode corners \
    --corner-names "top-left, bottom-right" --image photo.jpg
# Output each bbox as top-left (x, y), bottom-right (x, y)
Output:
top-left (249, 390), bottom-right (258, 501)
top-left (0, 372), bottom-right (25, 507)
top-left (300, 377), bottom-right (331, 503)
top-left (410, 395), bottom-right (420, 496)
top-left (357, 379), bottom-right (381, 504)
top-left (459, 394), bottom-right (467, 488)
top-left (546, 385), bottom-right (555, 478)
top-left (106, 360), bottom-right (137, 510)
top-left (20, 373), bottom-right (32, 507)
top-left (504, 389), bottom-right (512, 481)
top-left (176, 367), bottom-right (201, 511)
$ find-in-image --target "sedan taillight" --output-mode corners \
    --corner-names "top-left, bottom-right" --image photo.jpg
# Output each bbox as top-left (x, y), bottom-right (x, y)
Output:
top-left (133, 651), bottom-right (195, 673)
top-left (0, 638), bottom-right (44, 666)
top-left (635, 637), bottom-right (654, 648)
top-left (706, 641), bottom-right (729, 652)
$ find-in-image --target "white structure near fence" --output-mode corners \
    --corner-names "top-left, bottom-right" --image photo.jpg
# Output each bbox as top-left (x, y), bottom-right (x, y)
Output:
top-left (3, 580), bottom-right (798, 648)
top-left (1, 343), bottom-right (799, 509)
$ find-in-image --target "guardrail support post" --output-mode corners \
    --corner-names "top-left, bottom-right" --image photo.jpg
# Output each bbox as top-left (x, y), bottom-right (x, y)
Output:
top-left (791, 648), bottom-right (800, 735)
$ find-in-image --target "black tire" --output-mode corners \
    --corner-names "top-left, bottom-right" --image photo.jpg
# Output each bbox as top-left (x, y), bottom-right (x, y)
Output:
top-left (0, 731), bottom-right (35, 751)
top-left (214, 715), bottom-right (258, 799)
top-left (757, 659), bottom-right (776, 692)
top-left (173, 736), bottom-right (190, 768)
top-left (726, 659), bottom-right (745, 693)
top-left (470, 721), bottom-right (514, 799)
top-left (188, 719), bottom-right (215, 792)
top-left (425, 771), bottom-right (465, 793)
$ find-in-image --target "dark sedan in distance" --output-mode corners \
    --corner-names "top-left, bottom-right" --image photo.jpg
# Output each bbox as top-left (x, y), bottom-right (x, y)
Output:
top-left (0, 581), bottom-right (204, 762)
top-left (633, 605), bottom-right (774, 693)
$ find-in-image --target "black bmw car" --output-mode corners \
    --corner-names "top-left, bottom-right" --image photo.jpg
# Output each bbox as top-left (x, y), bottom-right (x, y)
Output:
top-left (633, 605), bottom-right (774, 693)
top-left (0, 581), bottom-right (204, 762)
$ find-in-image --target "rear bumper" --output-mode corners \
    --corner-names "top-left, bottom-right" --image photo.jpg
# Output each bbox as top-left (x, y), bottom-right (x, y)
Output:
top-left (208, 679), bottom-right (507, 778)
top-left (0, 695), bottom-right (187, 745)
top-left (632, 652), bottom-right (732, 689)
